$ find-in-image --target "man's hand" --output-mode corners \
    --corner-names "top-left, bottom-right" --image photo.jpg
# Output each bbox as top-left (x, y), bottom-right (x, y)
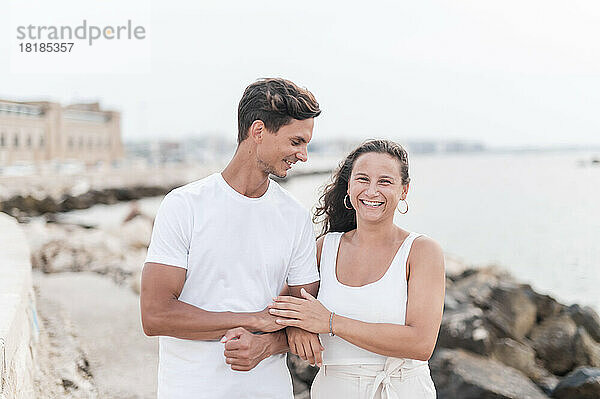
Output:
top-left (221, 327), bottom-right (271, 371)
top-left (286, 327), bottom-right (323, 367)
top-left (251, 307), bottom-right (286, 333)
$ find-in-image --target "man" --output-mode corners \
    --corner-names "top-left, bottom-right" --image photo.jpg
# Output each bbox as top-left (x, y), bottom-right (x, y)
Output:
top-left (141, 78), bottom-right (322, 398)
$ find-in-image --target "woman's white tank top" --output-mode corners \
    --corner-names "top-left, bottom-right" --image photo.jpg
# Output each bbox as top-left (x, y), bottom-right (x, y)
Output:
top-left (317, 231), bottom-right (428, 368)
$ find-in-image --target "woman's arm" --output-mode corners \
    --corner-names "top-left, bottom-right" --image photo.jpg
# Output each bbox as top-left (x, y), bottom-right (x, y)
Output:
top-left (270, 237), bottom-right (445, 361)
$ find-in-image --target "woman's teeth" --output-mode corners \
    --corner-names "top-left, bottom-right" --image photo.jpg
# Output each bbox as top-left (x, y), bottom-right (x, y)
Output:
top-left (360, 199), bottom-right (384, 207)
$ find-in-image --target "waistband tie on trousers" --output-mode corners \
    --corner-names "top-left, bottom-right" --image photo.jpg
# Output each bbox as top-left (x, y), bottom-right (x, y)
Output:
top-left (368, 358), bottom-right (405, 399)
top-left (322, 358), bottom-right (430, 399)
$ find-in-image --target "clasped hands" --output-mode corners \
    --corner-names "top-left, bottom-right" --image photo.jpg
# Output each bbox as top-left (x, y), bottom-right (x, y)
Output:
top-left (221, 289), bottom-right (331, 370)
top-left (268, 288), bottom-right (331, 334)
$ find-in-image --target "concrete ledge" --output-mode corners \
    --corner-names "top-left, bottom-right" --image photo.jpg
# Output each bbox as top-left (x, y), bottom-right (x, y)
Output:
top-left (0, 212), bottom-right (37, 399)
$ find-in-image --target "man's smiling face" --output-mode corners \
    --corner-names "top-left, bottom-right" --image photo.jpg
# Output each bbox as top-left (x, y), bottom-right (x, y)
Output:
top-left (256, 118), bottom-right (314, 178)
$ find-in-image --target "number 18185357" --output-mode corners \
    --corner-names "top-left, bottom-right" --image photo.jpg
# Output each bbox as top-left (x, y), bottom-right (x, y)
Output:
top-left (19, 43), bottom-right (74, 52)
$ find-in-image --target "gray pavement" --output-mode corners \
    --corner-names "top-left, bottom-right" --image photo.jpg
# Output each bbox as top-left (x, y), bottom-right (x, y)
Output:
top-left (34, 271), bottom-right (158, 399)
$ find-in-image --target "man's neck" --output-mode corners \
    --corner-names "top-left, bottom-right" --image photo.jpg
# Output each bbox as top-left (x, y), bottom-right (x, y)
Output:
top-left (221, 145), bottom-right (270, 198)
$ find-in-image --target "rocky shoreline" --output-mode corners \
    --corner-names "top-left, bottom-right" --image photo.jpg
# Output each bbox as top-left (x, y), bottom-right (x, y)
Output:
top-left (433, 265), bottom-right (600, 398)
top-left (0, 165), bottom-right (332, 220)
top-left (0, 185), bottom-right (174, 220)
top-left (285, 266), bottom-right (600, 398)
top-left (20, 211), bottom-right (600, 398)
top-left (0, 163), bottom-right (217, 220)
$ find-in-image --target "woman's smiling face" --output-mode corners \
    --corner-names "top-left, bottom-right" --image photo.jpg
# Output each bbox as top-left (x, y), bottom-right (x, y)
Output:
top-left (347, 152), bottom-right (408, 223)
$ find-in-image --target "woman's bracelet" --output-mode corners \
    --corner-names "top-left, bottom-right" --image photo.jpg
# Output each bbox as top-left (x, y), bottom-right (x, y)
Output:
top-left (329, 311), bottom-right (335, 336)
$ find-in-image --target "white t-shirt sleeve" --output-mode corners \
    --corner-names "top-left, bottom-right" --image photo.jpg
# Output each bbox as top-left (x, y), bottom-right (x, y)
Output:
top-left (287, 213), bottom-right (320, 285)
top-left (145, 191), bottom-right (192, 269)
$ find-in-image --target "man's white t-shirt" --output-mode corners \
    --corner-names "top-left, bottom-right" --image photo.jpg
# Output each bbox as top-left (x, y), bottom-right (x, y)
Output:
top-left (145, 172), bottom-right (320, 399)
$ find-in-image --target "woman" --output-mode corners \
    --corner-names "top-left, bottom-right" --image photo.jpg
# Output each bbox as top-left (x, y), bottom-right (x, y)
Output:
top-left (269, 139), bottom-right (445, 398)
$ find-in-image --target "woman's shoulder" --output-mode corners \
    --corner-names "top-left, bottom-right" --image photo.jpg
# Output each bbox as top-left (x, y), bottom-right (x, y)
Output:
top-left (316, 235), bottom-right (326, 265)
top-left (316, 231), bottom-right (347, 268)
top-left (411, 234), bottom-right (443, 252)
top-left (317, 231), bottom-right (345, 246)
top-left (409, 235), bottom-right (444, 269)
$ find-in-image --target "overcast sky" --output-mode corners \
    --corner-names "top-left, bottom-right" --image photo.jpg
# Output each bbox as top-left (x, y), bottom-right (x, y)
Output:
top-left (1, 0), bottom-right (599, 147)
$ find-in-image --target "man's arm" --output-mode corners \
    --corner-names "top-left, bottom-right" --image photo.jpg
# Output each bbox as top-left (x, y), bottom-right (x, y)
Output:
top-left (222, 281), bottom-right (321, 370)
top-left (140, 262), bottom-right (282, 340)
top-left (289, 281), bottom-right (319, 298)
top-left (222, 328), bottom-right (289, 371)
top-left (220, 285), bottom-right (292, 372)
top-left (222, 212), bottom-right (322, 369)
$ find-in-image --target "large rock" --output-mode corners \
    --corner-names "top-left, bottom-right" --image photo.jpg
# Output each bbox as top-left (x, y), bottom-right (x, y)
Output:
top-left (438, 304), bottom-right (495, 355)
top-left (491, 337), bottom-right (559, 394)
top-left (451, 267), bottom-right (509, 305)
top-left (523, 285), bottom-right (566, 322)
top-left (33, 239), bottom-right (94, 273)
top-left (444, 254), bottom-right (469, 279)
top-left (430, 348), bottom-right (549, 398)
top-left (449, 269), bottom-right (538, 340)
top-left (287, 354), bottom-right (318, 398)
top-left (493, 338), bottom-right (537, 376)
top-left (443, 268), bottom-right (540, 355)
top-left (27, 222), bottom-right (142, 285)
top-left (569, 305), bottom-right (600, 343)
top-left (574, 328), bottom-right (600, 368)
top-left (483, 282), bottom-right (537, 340)
top-left (37, 196), bottom-right (60, 213)
top-left (444, 287), bottom-right (466, 312)
top-left (530, 314), bottom-right (577, 375)
top-left (60, 191), bottom-right (105, 211)
top-left (552, 367), bottom-right (600, 399)
top-left (1, 194), bottom-right (40, 215)
top-left (287, 354), bottom-right (319, 385)
top-left (116, 217), bottom-right (153, 249)
top-left (531, 368), bottom-right (560, 396)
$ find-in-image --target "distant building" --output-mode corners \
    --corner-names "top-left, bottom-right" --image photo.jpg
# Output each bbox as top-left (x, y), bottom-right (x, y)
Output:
top-left (0, 100), bottom-right (123, 167)
top-left (406, 140), bottom-right (486, 154)
top-left (124, 135), bottom-right (236, 165)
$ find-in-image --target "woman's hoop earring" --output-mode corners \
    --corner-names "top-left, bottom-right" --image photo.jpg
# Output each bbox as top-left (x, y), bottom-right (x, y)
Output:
top-left (343, 194), bottom-right (353, 210)
top-left (397, 198), bottom-right (408, 214)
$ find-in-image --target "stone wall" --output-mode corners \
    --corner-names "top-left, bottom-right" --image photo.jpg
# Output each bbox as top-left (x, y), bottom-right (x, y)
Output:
top-left (0, 213), bottom-right (38, 399)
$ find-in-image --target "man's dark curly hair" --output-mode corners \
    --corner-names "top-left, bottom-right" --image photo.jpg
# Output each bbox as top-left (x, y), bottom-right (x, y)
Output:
top-left (237, 78), bottom-right (321, 144)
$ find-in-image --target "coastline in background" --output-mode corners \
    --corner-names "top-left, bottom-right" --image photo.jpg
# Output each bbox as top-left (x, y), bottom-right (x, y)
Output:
top-left (26, 150), bottom-right (599, 312)
top-left (284, 151), bottom-right (600, 313)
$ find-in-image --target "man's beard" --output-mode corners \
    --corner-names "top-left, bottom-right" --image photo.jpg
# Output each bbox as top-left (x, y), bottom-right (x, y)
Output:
top-left (257, 158), bottom-right (286, 178)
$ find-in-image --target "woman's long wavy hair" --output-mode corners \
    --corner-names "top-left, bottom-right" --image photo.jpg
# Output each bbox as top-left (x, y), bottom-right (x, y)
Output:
top-left (313, 139), bottom-right (411, 238)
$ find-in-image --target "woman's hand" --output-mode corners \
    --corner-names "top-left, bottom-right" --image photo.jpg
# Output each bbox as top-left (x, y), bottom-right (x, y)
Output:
top-left (286, 327), bottom-right (324, 367)
top-left (269, 288), bottom-right (331, 334)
